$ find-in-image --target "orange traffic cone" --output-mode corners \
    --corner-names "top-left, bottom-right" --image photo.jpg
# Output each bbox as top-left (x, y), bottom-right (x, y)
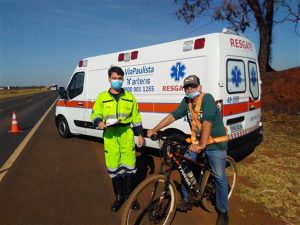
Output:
top-left (9, 111), bottom-right (22, 133)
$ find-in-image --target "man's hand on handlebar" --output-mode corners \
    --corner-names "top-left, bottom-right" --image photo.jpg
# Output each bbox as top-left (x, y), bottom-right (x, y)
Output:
top-left (147, 129), bottom-right (157, 139)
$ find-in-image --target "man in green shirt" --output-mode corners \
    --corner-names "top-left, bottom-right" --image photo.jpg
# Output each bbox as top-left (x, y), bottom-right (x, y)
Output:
top-left (147, 75), bottom-right (229, 225)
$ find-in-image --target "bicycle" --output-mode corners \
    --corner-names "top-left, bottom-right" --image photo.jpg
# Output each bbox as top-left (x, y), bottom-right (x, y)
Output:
top-left (121, 132), bottom-right (237, 225)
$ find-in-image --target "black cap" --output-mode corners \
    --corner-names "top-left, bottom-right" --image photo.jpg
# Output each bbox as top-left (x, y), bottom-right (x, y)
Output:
top-left (183, 75), bottom-right (200, 87)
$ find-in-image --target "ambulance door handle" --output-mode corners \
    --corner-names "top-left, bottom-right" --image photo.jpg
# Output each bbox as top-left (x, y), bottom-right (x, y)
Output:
top-left (78, 102), bottom-right (84, 107)
top-left (249, 105), bottom-right (255, 111)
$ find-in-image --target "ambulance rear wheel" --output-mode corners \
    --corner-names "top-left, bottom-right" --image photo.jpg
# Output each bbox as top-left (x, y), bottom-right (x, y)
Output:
top-left (58, 117), bottom-right (71, 138)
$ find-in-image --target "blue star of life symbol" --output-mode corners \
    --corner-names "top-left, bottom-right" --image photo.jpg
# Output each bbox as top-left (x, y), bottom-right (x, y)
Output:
top-left (250, 67), bottom-right (257, 86)
top-left (170, 62), bottom-right (186, 81)
top-left (231, 66), bottom-right (242, 87)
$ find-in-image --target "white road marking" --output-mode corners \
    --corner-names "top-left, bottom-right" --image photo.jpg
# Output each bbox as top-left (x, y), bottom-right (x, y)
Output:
top-left (0, 98), bottom-right (58, 183)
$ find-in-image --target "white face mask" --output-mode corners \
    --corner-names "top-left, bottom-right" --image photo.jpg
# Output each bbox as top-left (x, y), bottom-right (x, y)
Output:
top-left (185, 90), bottom-right (199, 99)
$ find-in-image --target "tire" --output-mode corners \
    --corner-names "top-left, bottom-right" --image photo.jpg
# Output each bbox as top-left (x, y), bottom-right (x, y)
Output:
top-left (121, 174), bottom-right (177, 225)
top-left (201, 156), bottom-right (237, 212)
top-left (57, 117), bottom-right (72, 138)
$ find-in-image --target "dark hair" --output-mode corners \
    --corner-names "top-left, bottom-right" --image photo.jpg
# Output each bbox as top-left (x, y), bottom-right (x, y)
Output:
top-left (108, 66), bottom-right (124, 77)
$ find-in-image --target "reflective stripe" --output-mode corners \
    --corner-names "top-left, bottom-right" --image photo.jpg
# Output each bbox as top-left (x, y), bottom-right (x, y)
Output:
top-left (132, 122), bottom-right (142, 127)
top-left (117, 113), bottom-right (131, 118)
top-left (107, 165), bottom-right (137, 178)
top-left (103, 115), bottom-right (118, 120)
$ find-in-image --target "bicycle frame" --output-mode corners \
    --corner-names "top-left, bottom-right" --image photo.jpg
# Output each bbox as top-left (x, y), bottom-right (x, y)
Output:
top-left (156, 136), bottom-right (213, 201)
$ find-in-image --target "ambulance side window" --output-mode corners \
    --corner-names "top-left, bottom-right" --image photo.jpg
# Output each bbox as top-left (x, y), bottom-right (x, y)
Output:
top-left (226, 59), bottom-right (246, 93)
top-left (248, 61), bottom-right (259, 99)
top-left (67, 72), bottom-right (85, 99)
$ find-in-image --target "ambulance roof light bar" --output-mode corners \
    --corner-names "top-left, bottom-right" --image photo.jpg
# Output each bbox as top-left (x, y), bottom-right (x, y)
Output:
top-left (222, 28), bottom-right (244, 37)
top-left (118, 53), bottom-right (124, 61)
top-left (183, 38), bottom-right (205, 52)
top-left (124, 53), bottom-right (130, 62)
top-left (78, 60), bottom-right (88, 67)
top-left (183, 40), bottom-right (193, 52)
top-left (118, 51), bottom-right (139, 62)
top-left (131, 51), bottom-right (138, 60)
top-left (194, 38), bottom-right (205, 49)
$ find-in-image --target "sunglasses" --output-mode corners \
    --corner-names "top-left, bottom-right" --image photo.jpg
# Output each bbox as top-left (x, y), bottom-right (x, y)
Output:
top-left (184, 84), bottom-right (198, 90)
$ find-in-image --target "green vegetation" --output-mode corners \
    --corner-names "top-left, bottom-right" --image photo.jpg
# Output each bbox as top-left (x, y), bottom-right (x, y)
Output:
top-left (237, 111), bottom-right (300, 225)
top-left (0, 87), bottom-right (50, 100)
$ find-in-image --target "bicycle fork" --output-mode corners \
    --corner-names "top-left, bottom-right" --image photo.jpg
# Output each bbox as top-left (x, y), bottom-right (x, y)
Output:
top-left (149, 170), bottom-right (172, 218)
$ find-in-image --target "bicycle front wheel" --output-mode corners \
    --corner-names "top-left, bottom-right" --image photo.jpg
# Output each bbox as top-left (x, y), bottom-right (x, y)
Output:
top-left (121, 174), bottom-right (177, 225)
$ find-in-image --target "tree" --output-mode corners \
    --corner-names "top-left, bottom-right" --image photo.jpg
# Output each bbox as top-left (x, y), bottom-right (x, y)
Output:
top-left (174, 0), bottom-right (300, 72)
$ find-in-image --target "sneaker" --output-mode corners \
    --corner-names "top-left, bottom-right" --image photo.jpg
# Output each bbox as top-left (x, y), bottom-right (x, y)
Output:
top-left (176, 199), bottom-right (192, 212)
top-left (216, 211), bottom-right (228, 225)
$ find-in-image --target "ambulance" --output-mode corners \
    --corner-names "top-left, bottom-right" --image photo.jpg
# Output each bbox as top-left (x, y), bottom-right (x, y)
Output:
top-left (55, 28), bottom-right (263, 160)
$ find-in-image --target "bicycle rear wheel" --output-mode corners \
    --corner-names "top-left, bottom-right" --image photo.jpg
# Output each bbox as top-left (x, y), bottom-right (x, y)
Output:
top-left (201, 156), bottom-right (237, 212)
top-left (121, 174), bottom-right (177, 225)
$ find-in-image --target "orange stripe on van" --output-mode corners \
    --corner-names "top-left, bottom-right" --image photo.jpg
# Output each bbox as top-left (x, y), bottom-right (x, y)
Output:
top-left (57, 100), bottom-right (179, 113)
top-left (56, 100), bottom-right (95, 108)
top-left (223, 102), bottom-right (248, 116)
top-left (138, 103), bottom-right (179, 113)
top-left (223, 100), bottom-right (261, 117)
top-left (57, 99), bottom-right (261, 116)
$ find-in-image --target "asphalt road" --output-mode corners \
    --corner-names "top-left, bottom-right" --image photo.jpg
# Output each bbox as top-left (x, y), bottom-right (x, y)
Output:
top-left (0, 91), bottom-right (58, 166)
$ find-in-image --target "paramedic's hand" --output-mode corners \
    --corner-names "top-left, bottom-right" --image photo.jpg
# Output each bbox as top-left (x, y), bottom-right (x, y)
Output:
top-left (189, 144), bottom-right (204, 153)
top-left (98, 121), bottom-right (106, 130)
top-left (137, 135), bottom-right (145, 148)
top-left (147, 129), bottom-right (157, 138)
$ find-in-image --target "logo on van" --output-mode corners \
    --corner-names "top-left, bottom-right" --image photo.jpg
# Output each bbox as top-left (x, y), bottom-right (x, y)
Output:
top-left (231, 66), bottom-right (242, 87)
top-left (170, 62), bottom-right (186, 81)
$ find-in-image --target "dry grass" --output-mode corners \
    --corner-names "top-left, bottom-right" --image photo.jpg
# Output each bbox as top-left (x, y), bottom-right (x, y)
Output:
top-left (0, 87), bottom-right (50, 100)
top-left (237, 111), bottom-right (300, 225)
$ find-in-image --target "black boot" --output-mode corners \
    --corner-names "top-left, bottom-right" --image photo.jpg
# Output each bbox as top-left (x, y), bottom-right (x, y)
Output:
top-left (111, 176), bottom-right (125, 212)
top-left (124, 175), bottom-right (140, 210)
top-left (216, 210), bottom-right (229, 225)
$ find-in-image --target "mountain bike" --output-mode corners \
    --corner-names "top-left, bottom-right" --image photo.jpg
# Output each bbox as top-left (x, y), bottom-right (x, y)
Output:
top-left (121, 132), bottom-right (237, 225)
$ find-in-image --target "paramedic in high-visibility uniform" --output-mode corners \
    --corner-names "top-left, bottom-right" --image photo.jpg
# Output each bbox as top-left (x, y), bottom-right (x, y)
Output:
top-left (91, 66), bottom-right (144, 212)
top-left (147, 75), bottom-right (229, 225)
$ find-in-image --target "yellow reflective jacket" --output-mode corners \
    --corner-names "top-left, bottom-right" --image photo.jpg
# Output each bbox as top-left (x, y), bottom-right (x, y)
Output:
top-left (90, 90), bottom-right (142, 128)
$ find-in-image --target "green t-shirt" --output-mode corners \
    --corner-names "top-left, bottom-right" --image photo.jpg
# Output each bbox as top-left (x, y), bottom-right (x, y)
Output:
top-left (171, 93), bottom-right (228, 150)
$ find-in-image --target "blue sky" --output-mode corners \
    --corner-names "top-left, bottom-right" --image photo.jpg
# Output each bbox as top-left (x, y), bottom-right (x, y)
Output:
top-left (0, 0), bottom-right (299, 87)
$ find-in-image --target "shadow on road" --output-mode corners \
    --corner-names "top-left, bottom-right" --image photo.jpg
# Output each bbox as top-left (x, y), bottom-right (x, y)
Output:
top-left (135, 150), bottom-right (155, 186)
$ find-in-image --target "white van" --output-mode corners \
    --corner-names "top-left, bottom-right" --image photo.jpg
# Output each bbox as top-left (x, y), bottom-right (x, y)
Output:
top-left (55, 29), bottom-right (263, 160)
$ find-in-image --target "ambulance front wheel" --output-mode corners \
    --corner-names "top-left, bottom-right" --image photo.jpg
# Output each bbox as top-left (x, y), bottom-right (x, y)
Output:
top-left (57, 116), bottom-right (72, 138)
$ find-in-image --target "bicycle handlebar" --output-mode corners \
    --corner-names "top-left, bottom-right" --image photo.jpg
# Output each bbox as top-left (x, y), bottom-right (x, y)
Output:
top-left (150, 131), bottom-right (189, 154)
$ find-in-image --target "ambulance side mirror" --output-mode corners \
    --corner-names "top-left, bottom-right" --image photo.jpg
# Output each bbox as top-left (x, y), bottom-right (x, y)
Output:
top-left (58, 87), bottom-right (68, 100)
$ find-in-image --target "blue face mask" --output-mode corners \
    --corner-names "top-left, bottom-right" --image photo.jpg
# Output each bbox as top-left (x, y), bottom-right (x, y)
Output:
top-left (111, 80), bottom-right (123, 90)
top-left (185, 90), bottom-right (199, 99)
